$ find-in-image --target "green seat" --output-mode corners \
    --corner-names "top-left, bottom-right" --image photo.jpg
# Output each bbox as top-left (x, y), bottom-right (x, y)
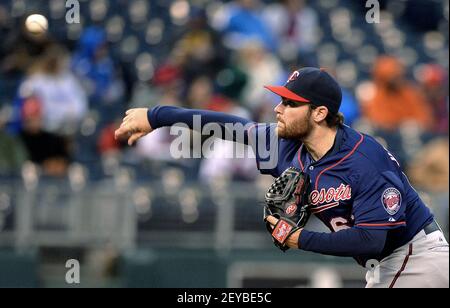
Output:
top-left (0, 249), bottom-right (39, 288)
top-left (120, 249), bottom-right (227, 288)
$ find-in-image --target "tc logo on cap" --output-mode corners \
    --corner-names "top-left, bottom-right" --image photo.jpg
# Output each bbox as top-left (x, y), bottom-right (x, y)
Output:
top-left (287, 71), bottom-right (300, 83)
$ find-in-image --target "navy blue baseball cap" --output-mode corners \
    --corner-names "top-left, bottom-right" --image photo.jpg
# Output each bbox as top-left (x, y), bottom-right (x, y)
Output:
top-left (264, 67), bottom-right (342, 115)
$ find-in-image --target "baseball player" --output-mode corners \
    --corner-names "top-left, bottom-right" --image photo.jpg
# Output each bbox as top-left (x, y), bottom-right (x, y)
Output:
top-left (115, 67), bottom-right (449, 288)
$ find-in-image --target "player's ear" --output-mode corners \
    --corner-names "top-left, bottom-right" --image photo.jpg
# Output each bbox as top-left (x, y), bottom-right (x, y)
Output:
top-left (312, 106), bottom-right (329, 123)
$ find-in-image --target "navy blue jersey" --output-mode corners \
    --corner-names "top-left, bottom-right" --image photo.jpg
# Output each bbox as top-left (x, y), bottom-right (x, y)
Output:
top-left (148, 106), bottom-right (434, 265)
top-left (250, 123), bottom-right (434, 262)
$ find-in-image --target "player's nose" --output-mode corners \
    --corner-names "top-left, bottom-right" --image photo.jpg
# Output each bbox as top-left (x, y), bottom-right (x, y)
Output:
top-left (274, 101), bottom-right (284, 114)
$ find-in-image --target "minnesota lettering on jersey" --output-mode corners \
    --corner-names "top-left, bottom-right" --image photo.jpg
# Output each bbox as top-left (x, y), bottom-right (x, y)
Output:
top-left (310, 184), bottom-right (352, 205)
top-left (309, 184), bottom-right (352, 214)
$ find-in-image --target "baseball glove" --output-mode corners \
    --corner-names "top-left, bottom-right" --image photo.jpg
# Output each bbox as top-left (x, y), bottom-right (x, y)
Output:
top-left (264, 167), bottom-right (311, 252)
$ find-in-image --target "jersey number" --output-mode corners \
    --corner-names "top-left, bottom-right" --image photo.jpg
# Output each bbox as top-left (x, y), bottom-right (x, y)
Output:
top-left (330, 216), bottom-right (353, 232)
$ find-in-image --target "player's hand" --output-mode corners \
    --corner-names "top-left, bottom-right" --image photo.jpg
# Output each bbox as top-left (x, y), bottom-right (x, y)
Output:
top-left (266, 215), bottom-right (302, 249)
top-left (114, 108), bottom-right (153, 146)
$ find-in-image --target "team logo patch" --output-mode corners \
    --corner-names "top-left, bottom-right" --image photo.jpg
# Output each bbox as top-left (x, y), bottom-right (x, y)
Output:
top-left (382, 188), bottom-right (402, 215)
top-left (285, 204), bottom-right (297, 216)
top-left (272, 220), bottom-right (293, 243)
top-left (287, 71), bottom-right (300, 83)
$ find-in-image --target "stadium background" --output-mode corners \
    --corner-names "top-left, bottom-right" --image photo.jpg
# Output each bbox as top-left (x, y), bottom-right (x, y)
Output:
top-left (0, 0), bottom-right (448, 288)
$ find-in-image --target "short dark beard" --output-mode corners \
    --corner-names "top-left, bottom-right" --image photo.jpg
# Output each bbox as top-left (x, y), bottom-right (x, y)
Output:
top-left (278, 108), bottom-right (314, 140)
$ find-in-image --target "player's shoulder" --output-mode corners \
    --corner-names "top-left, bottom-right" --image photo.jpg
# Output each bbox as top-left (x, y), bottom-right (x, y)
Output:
top-left (340, 125), bottom-right (395, 171)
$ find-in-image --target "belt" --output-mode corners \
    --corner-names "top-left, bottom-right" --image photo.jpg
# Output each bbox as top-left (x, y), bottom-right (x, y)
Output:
top-left (424, 219), bottom-right (442, 235)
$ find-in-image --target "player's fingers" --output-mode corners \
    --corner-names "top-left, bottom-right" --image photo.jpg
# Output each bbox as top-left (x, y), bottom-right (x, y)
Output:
top-left (115, 123), bottom-right (134, 140)
top-left (125, 109), bottom-right (135, 116)
top-left (128, 132), bottom-right (144, 146)
top-left (122, 114), bottom-right (131, 123)
top-left (114, 126), bottom-right (126, 140)
top-left (266, 215), bottom-right (278, 226)
top-left (128, 131), bottom-right (145, 146)
top-left (120, 120), bottom-right (131, 129)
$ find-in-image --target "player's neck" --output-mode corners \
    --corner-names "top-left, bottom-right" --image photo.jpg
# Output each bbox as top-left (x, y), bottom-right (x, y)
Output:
top-left (303, 125), bottom-right (338, 161)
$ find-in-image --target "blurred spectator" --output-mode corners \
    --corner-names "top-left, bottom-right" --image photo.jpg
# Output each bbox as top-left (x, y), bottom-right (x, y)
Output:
top-left (198, 96), bottom-right (259, 182)
top-left (0, 125), bottom-right (27, 176)
top-left (186, 75), bottom-right (215, 109)
top-left (97, 121), bottom-right (126, 156)
top-left (132, 63), bottom-right (185, 163)
top-left (130, 63), bottom-right (184, 109)
top-left (18, 97), bottom-right (71, 177)
top-left (322, 67), bottom-right (360, 127)
top-left (407, 138), bottom-right (449, 194)
top-left (0, 15), bottom-right (54, 78)
top-left (135, 127), bottom-right (183, 162)
top-left (361, 56), bottom-right (433, 132)
top-left (183, 76), bottom-right (257, 182)
top-left (72, 26), bottom-right (125, 105)
top-left (14, 45), bottom-right (88, 136)
top-left (171, 6), bottom-right (228, 84)
top-left (96, 119), bottom-right (128, 177)
top-left (0, 5), bottom-right (11, 61)
top-left (0, 133), bottom-right (27, 175)
top-left (339, 88), bottom-right (360, 127)
top-left (407, 137), bottom-right (449, 233)
top-left (416, 64), bottom-right (449, 135)
top-left (262, 0), bottom-right (319, 65)
top-left (220, 0), bottom-right (277, 53)
top-left (215, 65), bottom-right (248, 102)
top-left (186, 74), bottom-right (248, 112)
top-left (235, 39), bottom-right (284, 114)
